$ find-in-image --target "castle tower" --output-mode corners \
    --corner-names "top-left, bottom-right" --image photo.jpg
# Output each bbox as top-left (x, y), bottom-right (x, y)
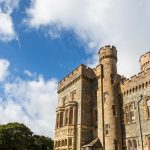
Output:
top-left (98, 45), bottom-right (122, 150)
top-left (139, 52), bottom-right (150, 72)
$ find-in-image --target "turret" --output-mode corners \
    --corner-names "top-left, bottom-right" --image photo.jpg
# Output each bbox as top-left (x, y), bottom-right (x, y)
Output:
top-left (98, 45), bottom-right (117, 75)
top-left (97, 45), bottom-right (122, 150)
top-left (139, 52), bottom-right (150, 72)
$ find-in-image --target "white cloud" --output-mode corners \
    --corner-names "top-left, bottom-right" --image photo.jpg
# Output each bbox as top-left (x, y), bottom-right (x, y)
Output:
top-left (24, 69), bottom-right (36, 78)
top-left (0, 58), bottom-right (10, 81)
top-left (0, 59), bottom-right (58, 137)
top-left (0, 0), bottom-right (19, 41)
top-left (26, 0), bottom-right (150, 77)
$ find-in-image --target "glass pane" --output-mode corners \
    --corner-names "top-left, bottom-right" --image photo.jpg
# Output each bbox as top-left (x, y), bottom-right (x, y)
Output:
top-left (147, 100), bottom-right (150, 106)
top-left (133, 140), bottom-right (137, 150)
top-left (128, 140), bottom-right (132, 150)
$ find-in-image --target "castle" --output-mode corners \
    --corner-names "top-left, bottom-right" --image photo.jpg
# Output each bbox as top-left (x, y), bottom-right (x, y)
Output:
top-left (54, 45), bottom-right (150, 150)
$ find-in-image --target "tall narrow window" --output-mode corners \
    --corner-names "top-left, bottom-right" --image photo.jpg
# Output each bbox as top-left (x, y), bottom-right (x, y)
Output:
top-left (132, 139), bottom-right (137, 150)
top-left (114, 139), bottom-right (118, 150)
top-left (127, 140), bottom-right (132, 150)
top-left (65, 139), bottom-right (67, 146)
top-left (62, 140), bottom-right (65, 147)
top-left (147, 99), bottom-right (150, 118)
top-left (125, 103), bottom-right (135, 124)
top-left (94, 109), bottom-right (98, 128)
top-left (62, 96), bottom-right (67, 106)
top-left (112, 105), bottom-right (117, 117)
top-left (71, 90), bottom-right (76, 101)
top-left (148, 137), bottom-right (150, 150)
top-left (55, 141), bottom-right (57, 148)
top-left (105, 124), bottom-right (110, 136)
top-left (58, 141), bottom-right (60, 147)
top-left (56, 113), bottom-right (60, 128)
top-left (125, 107), bottom-right (129, 123)
top-left (129, 104), bottom-right (135, 122)
top-left (69, 107), bottom-right (73, 125)
top-left (103, 92), bottom-right (108, 103)
top-left (68, 138), bottom-right (72, 146)
top-left (65, 109), bottom-right (69, 125)
top-left (60, 112), bottom-right (64, 127)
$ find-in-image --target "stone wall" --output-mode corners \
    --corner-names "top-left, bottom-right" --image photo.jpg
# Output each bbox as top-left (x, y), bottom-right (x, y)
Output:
top-left (54, 45), bottom-right (150, 150)
top-left (121, 66), bottom-right (150, 149)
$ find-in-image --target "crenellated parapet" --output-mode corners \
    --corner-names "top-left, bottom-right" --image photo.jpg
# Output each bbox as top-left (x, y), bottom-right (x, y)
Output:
top-left (58, 64), bottom-right (96, 93)
top-left (121, 68), bottom-right (150, 96)
top-left (98, 45), bottom-right (117, 62)
top-left (139, 52), bottom-right (150, 72)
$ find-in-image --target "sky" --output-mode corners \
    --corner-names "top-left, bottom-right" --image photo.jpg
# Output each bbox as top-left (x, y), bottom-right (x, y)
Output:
top-left (0, 0), bottom-right (150, 138)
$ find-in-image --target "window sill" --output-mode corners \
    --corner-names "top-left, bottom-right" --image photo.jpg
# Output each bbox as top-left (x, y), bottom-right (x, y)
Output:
top-left (146, 117), bottom-right (150, 120)
top-left (125, 121), bottom-right (136, 125)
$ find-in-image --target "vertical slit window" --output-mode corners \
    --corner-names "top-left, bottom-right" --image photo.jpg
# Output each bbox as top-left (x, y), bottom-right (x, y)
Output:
top-left (112, 105), bottom-right (117, 117)
top-left (65, 109), bottom-right (69, 125)
top-left (69, 107), bottom-right (73, 125)
top-left (147, 99), bottom-right (150, 118)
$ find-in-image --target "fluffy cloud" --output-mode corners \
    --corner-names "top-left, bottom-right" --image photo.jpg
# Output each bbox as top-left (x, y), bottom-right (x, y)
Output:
top-left (0, 0), bottom-right (19, 41)
top-left (0, 58), bottom-right (10, 81)
top-left (0, 59), bottom-right (58, 137)
top-left (26, 0), bottom-right (150, 77)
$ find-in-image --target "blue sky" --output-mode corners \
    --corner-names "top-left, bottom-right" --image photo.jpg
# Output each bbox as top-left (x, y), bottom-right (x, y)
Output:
top-left (0, 0), bottom-right (150, 138)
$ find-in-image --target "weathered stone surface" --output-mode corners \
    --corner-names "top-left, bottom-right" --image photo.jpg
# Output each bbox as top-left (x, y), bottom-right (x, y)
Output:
top-left (54, 45), bottom-right (150, 150)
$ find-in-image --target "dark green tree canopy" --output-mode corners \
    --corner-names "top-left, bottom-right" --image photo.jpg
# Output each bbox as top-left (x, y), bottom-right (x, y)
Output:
top-left (0, 122), bottom-right (53, 150)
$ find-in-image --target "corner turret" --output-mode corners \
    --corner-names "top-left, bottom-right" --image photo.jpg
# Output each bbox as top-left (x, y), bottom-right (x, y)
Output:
top-left (97, 45), bottom-right (122, 150)
top-left (139, 52), bottom-right (150, 72)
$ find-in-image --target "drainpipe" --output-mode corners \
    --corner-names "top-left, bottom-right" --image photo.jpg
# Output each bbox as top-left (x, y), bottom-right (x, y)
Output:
top-left (101, 64), bottom-right (105, 150)
top-left (137, 95), bottom-right (144, 150)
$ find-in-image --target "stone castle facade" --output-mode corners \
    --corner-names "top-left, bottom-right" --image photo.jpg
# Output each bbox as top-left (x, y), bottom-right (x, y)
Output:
top-left (54, 45), bottom-right (150, 150)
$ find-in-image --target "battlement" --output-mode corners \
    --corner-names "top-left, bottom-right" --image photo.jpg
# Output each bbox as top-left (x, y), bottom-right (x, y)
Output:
top-left (121, 67), bottom-right (150, 95)
top-left (98, 45), bottom-right (116, 53)
top-left (98, 45), bottom-right (117, 63)
top-left (139, 51), bottom-right (150, 72)
top-left (58, 64), bottom-right (96, 92)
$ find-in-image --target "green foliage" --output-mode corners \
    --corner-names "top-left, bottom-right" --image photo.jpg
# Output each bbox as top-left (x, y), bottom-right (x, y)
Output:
top-left (0, 122), bottom-right (53, 150)
top-left (33, 135), bottom-right (54, 150)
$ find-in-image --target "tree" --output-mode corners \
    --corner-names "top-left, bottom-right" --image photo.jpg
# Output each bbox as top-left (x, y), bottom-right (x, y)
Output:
top-left (0, 122), bottom-right (53, 150)
top-left (33, 135), bottom-right (54, 150)
top-left (0, 122), bottom-right (33, 150)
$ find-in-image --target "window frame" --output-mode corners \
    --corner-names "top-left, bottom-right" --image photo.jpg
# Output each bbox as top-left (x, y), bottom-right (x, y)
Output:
top-left (124, 102), bottom-right (135, 124)
top-left (144, 96), bottom-right (150, 119)
top-left (70, 90), bottom-right (76, 101)
top-left (126, 139), bottom-right (138, 150)
top-left (146, 99), bottom-right (150, 118)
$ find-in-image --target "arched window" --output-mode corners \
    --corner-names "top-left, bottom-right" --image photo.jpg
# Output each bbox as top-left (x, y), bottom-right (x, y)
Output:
top-left (129, 104), bottom-right (135, 122)
top-left (132, 139), bottom-right (137, 150)
top-left (147, 99), bottom-right (150, 118)
top-left (128, 140), bottom-right (132, 150)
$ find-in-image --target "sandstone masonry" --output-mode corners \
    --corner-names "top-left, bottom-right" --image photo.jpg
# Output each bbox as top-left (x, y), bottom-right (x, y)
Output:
top-left (54, 45), bottom-right (150, 150)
